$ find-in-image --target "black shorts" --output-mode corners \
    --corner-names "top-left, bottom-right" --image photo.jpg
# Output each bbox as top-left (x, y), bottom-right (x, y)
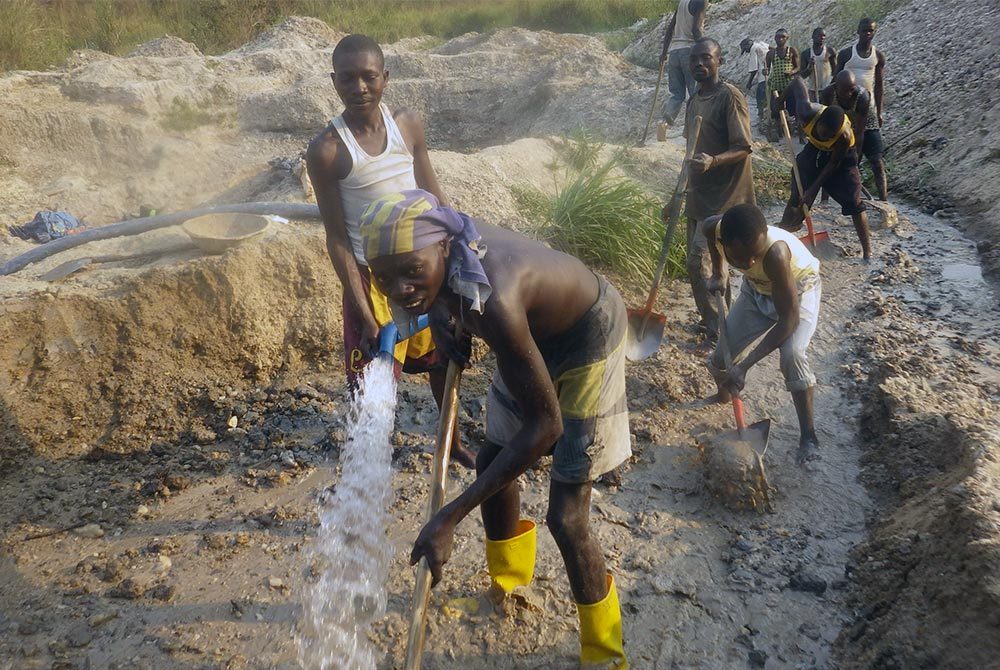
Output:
top-left (789, 144), bottom-right (866, 216)
top-left (861, 129), bottom-right (885, 160)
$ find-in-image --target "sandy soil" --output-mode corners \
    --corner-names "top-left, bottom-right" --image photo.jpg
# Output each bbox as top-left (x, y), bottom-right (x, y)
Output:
top-left (1, 11), bottom-right (999, 670)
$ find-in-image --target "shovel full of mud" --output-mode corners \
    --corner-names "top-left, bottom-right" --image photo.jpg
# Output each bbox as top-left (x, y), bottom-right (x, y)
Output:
top-left (702, 294), bottom-right (774, 513)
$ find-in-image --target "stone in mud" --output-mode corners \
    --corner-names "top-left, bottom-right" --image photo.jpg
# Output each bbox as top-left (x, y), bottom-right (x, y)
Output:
top-left (72, 523), bottom-right (105, 539)
top-left (109, 577), bottom-right (148, 599)
top-left (749, 648), bottom-right (768, 667)
top-left (701, 438), bottom-right (771, 512)
top-left (788, 570), bottom-right (827, 595)
top-left (148, 583), bottom-right (176, 601)
top-left (65, 623), bottom-right (93, 648)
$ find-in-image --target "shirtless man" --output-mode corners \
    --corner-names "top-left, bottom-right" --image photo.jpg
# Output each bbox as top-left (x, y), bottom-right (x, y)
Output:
top-left (360, 190), bottom-right (630, 667)
top-left (306, 34), bottom-right (475, 466)
top-left (837, 18), bottom-right (888, 200)
top-left (780, 77), bottom-right (872, 260)
top-left (703, 203), bottom-right (822, 463)
top-left (801, 27), bottom-right (837, 102)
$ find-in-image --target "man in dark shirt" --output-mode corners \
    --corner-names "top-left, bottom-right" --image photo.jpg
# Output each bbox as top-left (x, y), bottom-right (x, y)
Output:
top-left (684, 37), bottom-right (756, 343)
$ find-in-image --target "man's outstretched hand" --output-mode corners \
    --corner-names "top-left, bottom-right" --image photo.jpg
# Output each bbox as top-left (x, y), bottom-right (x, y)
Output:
top-left (410, 510), bottom-right (456, 587)
top-left (722, 363), bottom-right (747, 394)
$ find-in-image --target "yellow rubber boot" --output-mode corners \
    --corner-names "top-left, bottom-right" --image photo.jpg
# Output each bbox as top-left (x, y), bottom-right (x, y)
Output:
top-left (484, 520), bottom-right (536, 594)
top-left (577, 574), bottom-right (628, 669)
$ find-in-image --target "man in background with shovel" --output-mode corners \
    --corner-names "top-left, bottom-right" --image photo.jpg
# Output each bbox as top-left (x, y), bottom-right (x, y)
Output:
top-left (360, 190), bottom-right (630, 667)
top-left (684, 37), bottom-right (756, 347)
top-left (703, 203), bottom-right (822, 464)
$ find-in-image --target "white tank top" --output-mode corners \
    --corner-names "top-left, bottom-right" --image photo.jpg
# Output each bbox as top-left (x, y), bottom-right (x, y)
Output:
top-left (844, 44), bottom-right (878, 115)
top-left (669, 0), bottom-right (696, 52)
top-left (716, 225), bottom-right (820, 295)
top-left (810, 46), bottom-right (832, 91)
top-left (332, 103), bottom-right (416, 265)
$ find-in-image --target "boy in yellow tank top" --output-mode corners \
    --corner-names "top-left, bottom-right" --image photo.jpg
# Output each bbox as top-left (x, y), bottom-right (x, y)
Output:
top-left (702, 203), bottom-right (822, 463)
top-left (779, 77), bottom-right (873, 260)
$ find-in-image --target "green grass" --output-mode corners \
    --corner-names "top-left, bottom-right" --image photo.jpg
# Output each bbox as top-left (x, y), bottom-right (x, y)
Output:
top-left (1, 0), bottom-right (666, 72)
top-left (516, 154), bottom-right (686, 281)
top-left (159, 97), bottom-right (229, 133)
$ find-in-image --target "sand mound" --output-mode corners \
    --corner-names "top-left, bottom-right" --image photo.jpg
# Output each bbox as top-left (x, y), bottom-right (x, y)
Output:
top-left (127, 36), bottom-right (203, 59)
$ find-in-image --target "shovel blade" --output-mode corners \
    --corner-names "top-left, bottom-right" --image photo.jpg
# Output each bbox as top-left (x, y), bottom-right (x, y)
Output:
top-left (40, 257), bottom-right (93, 282)
top-left (798, 230), bottom-right (844, 261)
top-left (625, 310), bottom-right (666, 361)
top-left (708, 418), bottom-right (771, 454)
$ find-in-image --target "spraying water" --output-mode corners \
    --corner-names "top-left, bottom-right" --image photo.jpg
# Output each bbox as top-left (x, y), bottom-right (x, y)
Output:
top-left (298, 356), bottom-right (398, 669)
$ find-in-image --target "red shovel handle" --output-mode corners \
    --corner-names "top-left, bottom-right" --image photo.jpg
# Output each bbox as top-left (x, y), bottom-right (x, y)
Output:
top-left (731, 396), bottom-right (747, 433)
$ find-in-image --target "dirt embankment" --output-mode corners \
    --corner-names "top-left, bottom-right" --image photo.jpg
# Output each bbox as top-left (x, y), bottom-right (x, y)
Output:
top-left (833, 222), bottom-right (1000, 667)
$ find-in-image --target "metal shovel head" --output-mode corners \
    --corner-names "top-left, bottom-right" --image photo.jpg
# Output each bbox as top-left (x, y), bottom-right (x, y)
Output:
top-left (625, 309), bottom-right (666, 361)
top-left (798, 229), bottom-right (845, 261)
top-left (40, 257), bottom-right (95, 282)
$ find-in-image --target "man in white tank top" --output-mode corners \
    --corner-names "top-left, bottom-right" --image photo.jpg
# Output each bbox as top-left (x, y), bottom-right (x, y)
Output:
top-left (306, 35), bottom-right (476, 468)
top-left (701, 204), bottom-right (823, 464)
top-left (837, 18), bottom-right (889, 200)
top-left (802, 28), bottom-right (836, 102)
top-left (657, 0), bottom-right (707, 126)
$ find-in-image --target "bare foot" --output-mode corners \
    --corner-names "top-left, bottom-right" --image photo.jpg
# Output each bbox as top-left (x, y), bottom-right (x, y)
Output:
top-left (796, 437), bottom-right (820, 465)
top-left (451, 444), bottom-right (477, 469)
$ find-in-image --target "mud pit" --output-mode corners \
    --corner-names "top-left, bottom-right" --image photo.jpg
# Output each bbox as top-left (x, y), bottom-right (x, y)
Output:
top-left (2, 10), bottom-right (1000, 670)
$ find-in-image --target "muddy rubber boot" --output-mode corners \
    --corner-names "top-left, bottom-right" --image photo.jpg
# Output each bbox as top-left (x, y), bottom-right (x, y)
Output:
top-left (484, 519), bottom-right (536, 594)
top-left (578, 574), bottom-right (628, 669)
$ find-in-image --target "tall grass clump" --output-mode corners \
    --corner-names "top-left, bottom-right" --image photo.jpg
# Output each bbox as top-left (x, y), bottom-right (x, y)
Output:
top-left (530, 155), bottom-right (685, 281)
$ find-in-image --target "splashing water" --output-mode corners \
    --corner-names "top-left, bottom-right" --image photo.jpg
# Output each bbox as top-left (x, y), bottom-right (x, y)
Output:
top-left (298, 356), bottom-right (397, 669)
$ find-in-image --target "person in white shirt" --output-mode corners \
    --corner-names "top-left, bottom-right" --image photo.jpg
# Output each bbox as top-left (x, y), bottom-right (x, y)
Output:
top-left (740, 37), bottom-right (771, 122)
top-left (658, 0), bottom-right (707, 126)
top-left (802, 27), bottom-right (837, 102)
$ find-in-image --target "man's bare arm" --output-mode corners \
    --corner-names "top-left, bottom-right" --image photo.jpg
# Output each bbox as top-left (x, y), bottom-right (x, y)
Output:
top-left (737, 243), bottom-right (800, 371)
top-left (835, 47), bottom-right (850, 74)
top-left (395, 109), bottom-right (449, 206)
top-left (691, 0), bottom-right (706, 39)
top-left (853, 90), bottom-right (871, 159)
top-left (874, 49), bottom-right (886, 126)
top-left (305, 134), bottom-right (379, 348)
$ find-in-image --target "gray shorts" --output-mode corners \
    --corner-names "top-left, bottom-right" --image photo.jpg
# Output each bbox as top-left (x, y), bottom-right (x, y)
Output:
top-left (486, 276), bottom-right (631, 483)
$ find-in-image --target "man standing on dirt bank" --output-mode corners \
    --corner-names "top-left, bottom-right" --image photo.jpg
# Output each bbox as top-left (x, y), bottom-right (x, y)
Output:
top-left (306, 34), bottom-right (476, 468)
top-left (360, 190), bottom-right (630, 667)
top-left (765, 29), bottom-right (799, 140)
top-left (659, 0), bottom-right (707, 128)
top-left (780, 77), bottom-right (873, 260)
top-left (836, 18), bottom-right (888, 201)
top-left (801, 28), bottom-right (836, 102)
top-left (685, 37), bottom-right (755, 345)
top-left (740, 37), bottom-right (771, 125)
top-left (703, 203), bottom-right (822, 463)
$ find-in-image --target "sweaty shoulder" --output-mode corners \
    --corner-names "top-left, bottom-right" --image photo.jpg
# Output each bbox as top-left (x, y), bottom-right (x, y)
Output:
top-left (392, 108), bottom-right (426, 144)
top-left (306, 125), bottom-right (342, 172)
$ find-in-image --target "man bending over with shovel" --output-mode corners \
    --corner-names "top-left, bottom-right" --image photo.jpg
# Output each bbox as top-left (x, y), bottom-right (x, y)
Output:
top-left (704, 203), bottom-right (822, 464)
top-left (779, 76), bottom-right (872, 261)
top-left (360, 189), bottom-right (630, 667)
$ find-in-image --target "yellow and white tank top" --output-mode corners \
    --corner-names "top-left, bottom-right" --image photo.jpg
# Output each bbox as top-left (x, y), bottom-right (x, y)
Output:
top-left (716, 224), bottom-right (821, 295)
top-left (332, 103), bottom-right (416, 265)
top-left (803, 105), bottom-right (855, 151)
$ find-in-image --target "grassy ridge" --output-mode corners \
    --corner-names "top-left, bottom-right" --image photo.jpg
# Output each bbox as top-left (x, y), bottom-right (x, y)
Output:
top-left (1, 0), bottom-right (669, 72)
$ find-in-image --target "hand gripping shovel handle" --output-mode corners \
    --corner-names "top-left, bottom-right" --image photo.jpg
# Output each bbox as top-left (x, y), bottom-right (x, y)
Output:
top-left (639, 59), bottom-right (667, 145)
top-left (636, 115), bottom-right (704, 339)
top-left (714, 292), bottom-right (746, 433)
top-left (404, 335), bottom-right (464, 670)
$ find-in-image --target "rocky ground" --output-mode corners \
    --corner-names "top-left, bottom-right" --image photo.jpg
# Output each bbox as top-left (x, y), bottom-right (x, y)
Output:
top-left (1, 5), bottom-right (999, 670)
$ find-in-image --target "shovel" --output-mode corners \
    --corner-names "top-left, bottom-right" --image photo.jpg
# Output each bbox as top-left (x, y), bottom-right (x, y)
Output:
top-left (39, 241), bottom-right (197, 281)
top-left (709, 292), bottom-right (774, 513)
top-left (775, 99), bottom-right (837, 259)
top-left (625, 115), bottom-right (703, 361)
top-left (637, 59), bottom-right (667, 147)
top-left (404, 331), bottom-right (464, 670)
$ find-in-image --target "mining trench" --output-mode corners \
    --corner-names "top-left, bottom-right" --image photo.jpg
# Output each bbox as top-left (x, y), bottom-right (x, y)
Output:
top-left (2, 15), bottom-right (1000, 670)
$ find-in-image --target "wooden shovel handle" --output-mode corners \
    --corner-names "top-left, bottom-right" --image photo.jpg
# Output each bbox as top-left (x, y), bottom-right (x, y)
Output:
top-left (641, 114), bottom-right (704, 316)
top-left (776, 104), bottom-right (818, 243)
top-left (404, 338), bottom-right (464, 670)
